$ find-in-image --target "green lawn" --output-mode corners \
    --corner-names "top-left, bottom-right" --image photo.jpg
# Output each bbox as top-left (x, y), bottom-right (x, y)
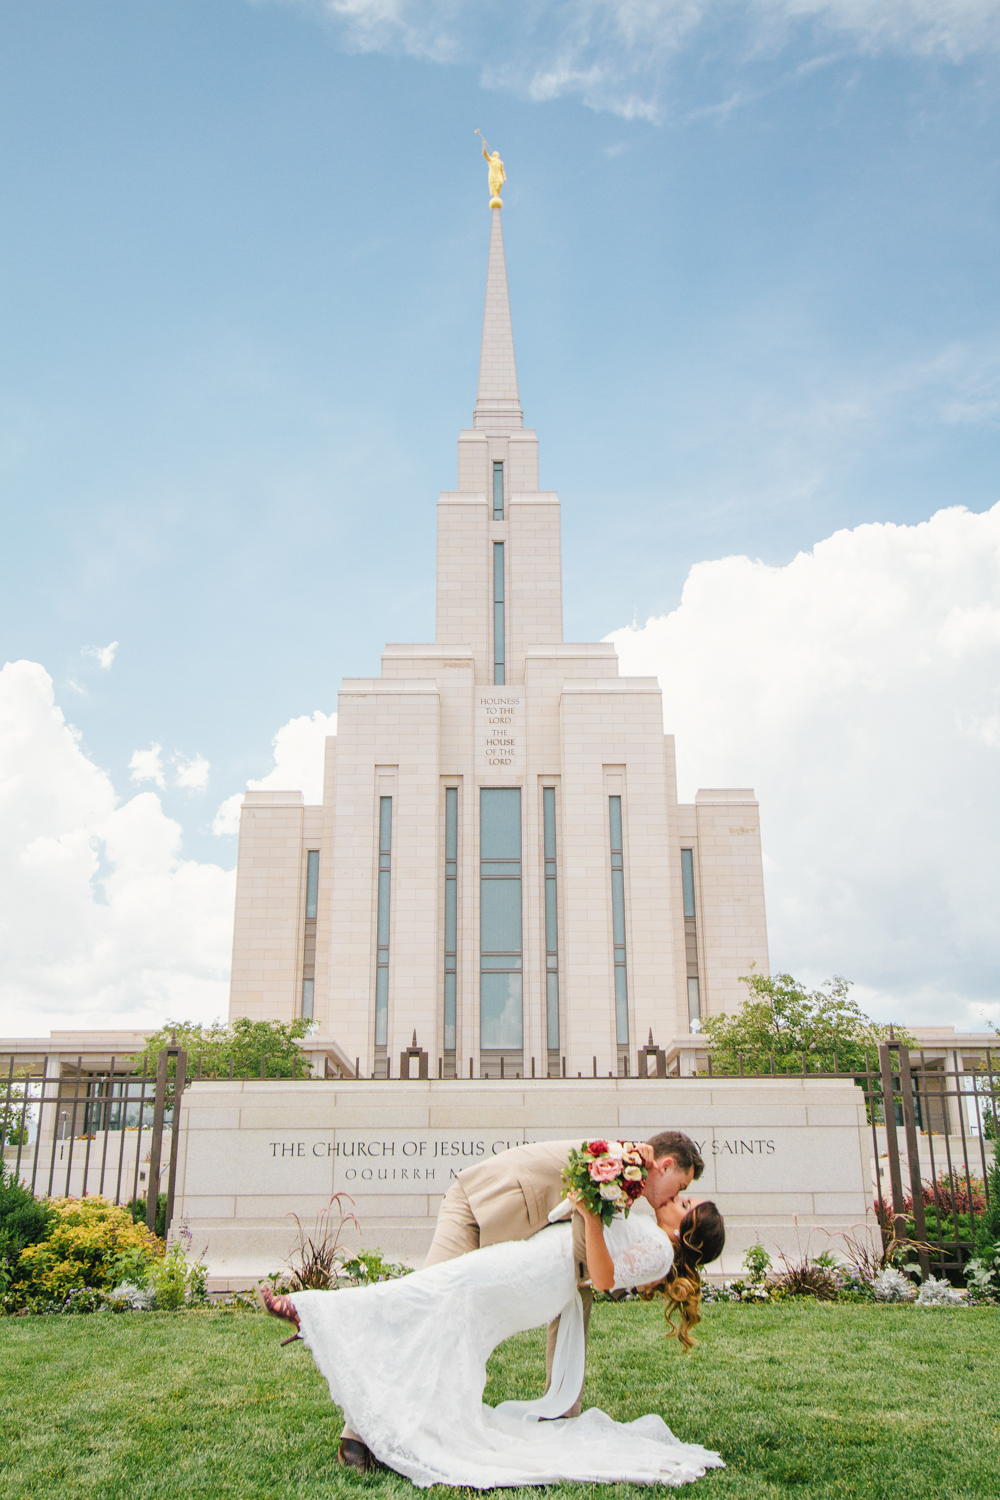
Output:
top-left (1, 1301), bottom-right (997, 1499)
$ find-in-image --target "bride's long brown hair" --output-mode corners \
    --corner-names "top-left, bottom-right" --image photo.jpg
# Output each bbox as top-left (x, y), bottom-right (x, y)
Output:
top-left (640, 1201), bottom-right (725, 1351)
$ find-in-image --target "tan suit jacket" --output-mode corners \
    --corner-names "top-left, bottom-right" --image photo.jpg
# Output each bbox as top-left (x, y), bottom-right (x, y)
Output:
top-left (455, 1139), bottom-right (589, 1281)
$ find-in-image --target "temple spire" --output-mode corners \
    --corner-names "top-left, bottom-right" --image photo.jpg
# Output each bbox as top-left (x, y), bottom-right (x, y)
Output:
top-left (474, 207), bottom-right (523, 431)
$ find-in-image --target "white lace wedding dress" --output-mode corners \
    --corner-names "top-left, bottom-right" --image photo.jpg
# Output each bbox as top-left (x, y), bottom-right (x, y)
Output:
top-left (291, 1212), bottom-right (724, 1489)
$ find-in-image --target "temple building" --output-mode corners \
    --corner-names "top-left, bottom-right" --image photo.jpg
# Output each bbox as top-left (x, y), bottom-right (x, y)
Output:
top-left (227, 199), bottom-right (770, 1080)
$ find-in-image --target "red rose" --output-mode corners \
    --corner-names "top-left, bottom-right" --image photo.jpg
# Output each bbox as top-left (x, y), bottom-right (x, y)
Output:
top-left (587, 1140), bottom-right (610, 1155)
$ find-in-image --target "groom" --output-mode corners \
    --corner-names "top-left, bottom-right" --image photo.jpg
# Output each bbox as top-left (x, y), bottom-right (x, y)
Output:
top-left (337, 1130), bottom-right (703, 1472)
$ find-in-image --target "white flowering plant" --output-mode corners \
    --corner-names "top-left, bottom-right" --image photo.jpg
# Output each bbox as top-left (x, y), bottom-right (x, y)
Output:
top-left (915, 1276), bottom-right (965, 1307)
top-left (105, 1281), bottom-right (156, 1312)
top-left (873, 1266), bottom-right (916, 1303)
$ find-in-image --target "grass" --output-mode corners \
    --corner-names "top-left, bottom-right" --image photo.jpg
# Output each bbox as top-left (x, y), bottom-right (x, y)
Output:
top-left (1, 1300), bottom-right (998, 1499)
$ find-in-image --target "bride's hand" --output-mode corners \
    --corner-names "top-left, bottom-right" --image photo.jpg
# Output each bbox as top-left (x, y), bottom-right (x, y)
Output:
top-left (567, 1190), bottom-right (599, 1221)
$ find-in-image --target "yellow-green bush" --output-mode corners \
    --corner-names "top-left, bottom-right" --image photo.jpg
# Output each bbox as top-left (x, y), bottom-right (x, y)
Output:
top-left (17, 1196), bottom-right (163, 1298)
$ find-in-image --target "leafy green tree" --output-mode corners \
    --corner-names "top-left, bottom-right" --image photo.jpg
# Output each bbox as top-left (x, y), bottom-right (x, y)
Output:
top-left (700, 969), bottom-right (914, 1077)
top-left (129, 1017), bottom-right (313, 1080)
top-left (0, 1063), bottom-right (33, 1149)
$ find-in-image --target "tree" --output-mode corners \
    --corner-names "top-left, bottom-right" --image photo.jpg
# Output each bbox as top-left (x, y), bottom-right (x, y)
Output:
top-left (0, 1065), bottom-right (33, 1150)
top-left (129, 1017), bottom-right (314, 1080)
top-left (700, 969), bottom-right (914, 1077)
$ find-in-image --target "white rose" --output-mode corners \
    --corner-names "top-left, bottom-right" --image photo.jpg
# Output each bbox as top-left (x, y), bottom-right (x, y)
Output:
top-left (606, 1142), bottom-right (625, 1158)
top-left (599, 1183), bottom-right (619, 1199)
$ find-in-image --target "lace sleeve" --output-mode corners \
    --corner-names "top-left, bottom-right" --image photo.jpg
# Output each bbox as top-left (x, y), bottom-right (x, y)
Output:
top-left (609, 1228), bottom-right (674, 1291)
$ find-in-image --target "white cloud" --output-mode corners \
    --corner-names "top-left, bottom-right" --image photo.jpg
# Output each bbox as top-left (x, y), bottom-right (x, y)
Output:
top-left (269, 1), bottom-right (1000, 121)
top-left (128, 742), bottom-right (165, 788)
top-left (608, 502), bottom-right (1000, 1031)
top-left (212, 709), bottom-right (337, 836)
top-left (0, 662), bottom-right (235, 1036)
top-left (174, 753), bottom-right (211, 792)
top-left (211, 794), bottom-right (244, 838)
top-left (82, 641), bottom-right (119, 670)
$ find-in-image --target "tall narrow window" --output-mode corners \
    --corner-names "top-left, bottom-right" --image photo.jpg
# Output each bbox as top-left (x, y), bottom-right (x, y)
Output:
top-left (375, 798), bottom-right (392, 1050)
top-left (609, 796), bottom-right (629, 1063)
top-left (480, 788), bottom-right (522, 1072)
top-left (305, 849), bottom-right (319, 919)
top-left (302, 849), bottom-right (319, 1020)
top-left (493, 542), bottom-right (505, 685)
top-left (681, 848), bottom-right (701, 1026)
top-left (493, 460), bottom-right (504, 520)
top-left (543, 787), bottom-right (560, 1072)
top-left (443, 788), bottom-right (458, 1069)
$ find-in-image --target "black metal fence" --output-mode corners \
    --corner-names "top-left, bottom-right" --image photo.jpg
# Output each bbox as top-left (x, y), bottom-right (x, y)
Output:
top-left (676, 1039), bottom-right (997, 1280)
top-left (2, 1038), bottom-right (995, 1274)
top-left (870, 1041), bottom-right (997, 1278)
top-left (0, 1045), bottom-right (187, 1236)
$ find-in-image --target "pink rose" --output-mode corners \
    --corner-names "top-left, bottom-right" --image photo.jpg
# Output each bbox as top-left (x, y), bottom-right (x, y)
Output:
top-left (588, 1158), bottom-right (621, 1182)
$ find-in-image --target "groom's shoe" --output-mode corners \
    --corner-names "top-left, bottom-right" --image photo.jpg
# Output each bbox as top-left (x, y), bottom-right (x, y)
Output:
top-left (338, 1438), bottom-right (375, 1473)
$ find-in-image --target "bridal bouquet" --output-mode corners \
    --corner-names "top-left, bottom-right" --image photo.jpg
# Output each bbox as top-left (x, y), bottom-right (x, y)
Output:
top-left (561, 1140), bottom-right (648, 1226)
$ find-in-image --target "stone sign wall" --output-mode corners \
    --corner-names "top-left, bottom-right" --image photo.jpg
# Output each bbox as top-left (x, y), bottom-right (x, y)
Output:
top-left (171, 1077), bottom-right (874, 1288)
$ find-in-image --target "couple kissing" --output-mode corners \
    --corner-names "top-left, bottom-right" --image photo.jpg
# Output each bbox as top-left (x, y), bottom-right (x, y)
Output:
top-left (259, 1129), bottom-right (726, 1489)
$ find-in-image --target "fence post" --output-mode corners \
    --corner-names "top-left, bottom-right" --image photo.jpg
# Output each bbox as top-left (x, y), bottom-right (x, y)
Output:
top-left (146, 1049), bottom-right (171, 1233)
top-left (896, 1044), bottom-right (930, 1276)
top-left (877, 1042), bottom-right (907, 1241)
top-left (163, 1049), bottom-right (188, 1239)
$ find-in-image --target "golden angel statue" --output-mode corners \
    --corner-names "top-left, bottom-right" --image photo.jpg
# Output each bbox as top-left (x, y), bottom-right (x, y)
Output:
top-left (476, 130), bottom-right (505, 207)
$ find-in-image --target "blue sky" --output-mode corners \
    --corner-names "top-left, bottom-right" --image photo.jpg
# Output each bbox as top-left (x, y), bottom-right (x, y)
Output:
top-left (1, 1), bottom-right (998, 1033)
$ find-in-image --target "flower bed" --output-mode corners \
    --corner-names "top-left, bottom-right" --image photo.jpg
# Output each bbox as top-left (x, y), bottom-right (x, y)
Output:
top-left (701, 1237), bottom-right (1000, 1308)
top-left (0, 1163), bottom-right (208, 1316)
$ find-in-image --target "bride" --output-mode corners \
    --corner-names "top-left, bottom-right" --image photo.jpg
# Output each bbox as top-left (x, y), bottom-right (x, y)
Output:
top-left (259, 1192), bottom-right (726, 1489)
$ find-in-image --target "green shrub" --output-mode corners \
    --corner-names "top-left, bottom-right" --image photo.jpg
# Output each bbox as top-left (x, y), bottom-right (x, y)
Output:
top-left (743, 1243), bottom-right (772, 1284)
top-left (0, 1166), bottom-right (53, 1310)
top-left (126, 1192), bottom-right (167, 1240)
top-left (16, 1196), bottom-right (163, 1300)
top-left (110, 1245), bottom-right (155, 1289)
top-left (338, 1249), bottom-right (413, 1285)
top-left (148, 1244), bottom-right (210, 1309)
top-left (0, 1163), bottom-right (54, 1289)
top-left (770, 1261), bottom-right (840, 1301)
top-left (149, 1246), bottom-right (188, 1309)
top-left (976, 1153), bottom-right (1000, 1254)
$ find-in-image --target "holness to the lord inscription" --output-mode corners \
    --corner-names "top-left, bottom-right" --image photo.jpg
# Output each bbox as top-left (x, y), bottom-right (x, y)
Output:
top-left (260, 1133), bottom-right (782, 1195)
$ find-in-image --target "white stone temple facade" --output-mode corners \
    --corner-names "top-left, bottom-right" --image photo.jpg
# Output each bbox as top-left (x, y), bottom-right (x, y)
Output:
top-left (227, 204), bottom-right (770, 1081)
